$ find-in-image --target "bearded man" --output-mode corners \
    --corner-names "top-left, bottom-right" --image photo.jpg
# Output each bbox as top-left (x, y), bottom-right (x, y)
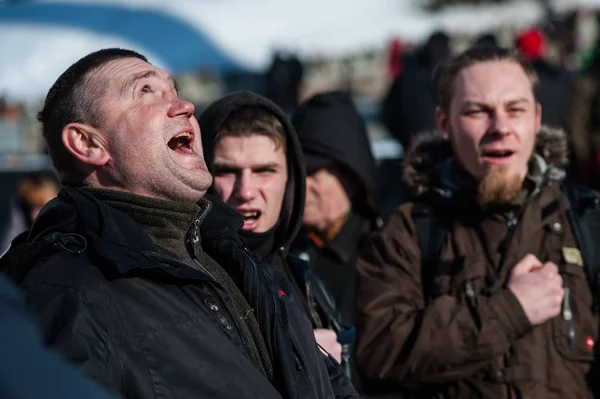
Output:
top-left (355, 46), bottom-right (599, 399)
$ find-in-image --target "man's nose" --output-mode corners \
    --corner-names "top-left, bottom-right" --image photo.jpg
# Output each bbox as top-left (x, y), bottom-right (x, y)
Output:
top-left (167, 97), bottom-right (195, 118)
top-left (234, 172), bottom-right (256, 201)
top-left (490, 111), bottom-right (511, 136)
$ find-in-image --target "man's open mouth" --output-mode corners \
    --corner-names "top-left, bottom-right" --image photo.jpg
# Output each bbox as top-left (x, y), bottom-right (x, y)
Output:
top-left (239, 210), bottom-right (261, 229)
top-left (168, 131), bottom-right (195, 154)
top-left (481, 149), bottom-right (514, 159)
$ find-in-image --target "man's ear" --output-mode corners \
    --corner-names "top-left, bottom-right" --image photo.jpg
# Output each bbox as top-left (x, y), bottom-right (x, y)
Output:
top-left (62, 123), bottom-right (110, 166)
top-left (435, 106), bottom-right (450, 139)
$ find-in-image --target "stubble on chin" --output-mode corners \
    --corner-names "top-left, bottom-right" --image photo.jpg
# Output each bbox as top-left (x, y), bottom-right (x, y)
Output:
top-left (477, 165), bottom-right (523, 208)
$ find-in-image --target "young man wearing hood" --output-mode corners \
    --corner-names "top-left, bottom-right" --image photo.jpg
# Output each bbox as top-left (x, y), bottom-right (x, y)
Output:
top-left (356, 46), bottom-right (600, 398)
top-left (0, 49), bottom-right (357, 399)
top-left (198, 91), bottom-right (360, 387)
top-left (290, 91), bottom-right (381, 327)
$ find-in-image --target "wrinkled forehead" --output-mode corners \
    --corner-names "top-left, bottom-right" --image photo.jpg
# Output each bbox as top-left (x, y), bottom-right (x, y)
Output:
top-left (93, 57), bottom-right (169, 90)
top-left (453, 60), bottom-right (535, 105)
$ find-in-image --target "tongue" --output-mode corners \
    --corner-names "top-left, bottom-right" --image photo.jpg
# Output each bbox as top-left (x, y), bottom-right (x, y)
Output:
top-left (168, 138), bottom-right (182, 150)
top-left (170, 136), bottom-right (193, 150)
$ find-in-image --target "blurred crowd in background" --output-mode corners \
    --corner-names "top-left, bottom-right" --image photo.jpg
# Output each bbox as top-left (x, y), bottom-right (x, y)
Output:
top-left (1, 0), bottom-right (600, 251)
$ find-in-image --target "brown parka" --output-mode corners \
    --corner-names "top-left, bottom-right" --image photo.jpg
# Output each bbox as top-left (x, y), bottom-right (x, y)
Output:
top-left (356, 127), bottom-right (599, 398)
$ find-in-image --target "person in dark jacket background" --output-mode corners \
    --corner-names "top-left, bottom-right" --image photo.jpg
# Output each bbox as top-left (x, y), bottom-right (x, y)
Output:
top-left (264, 51), bottom-right (304, 113)
top-left (0, 273), bottom-right (119, 399)
top-left (291, 91), bottom-right (381, 327)
top-left (379, 31), bottom-right (451, 149)
top-left (0, 170), bottom-right (60, 252)
top-left (567, 41), bottom-right (600, 189)
top-left (199, 90), bottom-right (359, 377)
top-left (514, 27), bottom-right (571, 130)
top-left (0, 48), bottom-right (357, 399)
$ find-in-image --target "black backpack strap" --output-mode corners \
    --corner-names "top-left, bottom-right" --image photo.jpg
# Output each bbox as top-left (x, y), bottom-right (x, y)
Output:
top-left (562, 182), bottom-right (600, 300)
top-left (412, 202), bottom-right (450, 304)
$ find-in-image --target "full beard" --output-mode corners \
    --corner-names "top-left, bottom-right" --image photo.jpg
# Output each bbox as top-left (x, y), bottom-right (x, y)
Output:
top-left (477, 165), bottom-right (523, 209)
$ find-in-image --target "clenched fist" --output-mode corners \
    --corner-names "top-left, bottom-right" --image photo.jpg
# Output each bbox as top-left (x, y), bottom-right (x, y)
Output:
top-left (508, 254), bottom-right (564, 326)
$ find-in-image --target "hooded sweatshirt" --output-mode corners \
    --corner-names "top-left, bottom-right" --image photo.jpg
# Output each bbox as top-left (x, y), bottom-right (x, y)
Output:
top-left (198, 91), bottom-right (307, 300)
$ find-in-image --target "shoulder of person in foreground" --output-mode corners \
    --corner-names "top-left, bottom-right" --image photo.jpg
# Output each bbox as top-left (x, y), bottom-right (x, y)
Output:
top-left (0, 273), bottom-right (120, 399)
top-left (12, 248), bottom-right (123, 393)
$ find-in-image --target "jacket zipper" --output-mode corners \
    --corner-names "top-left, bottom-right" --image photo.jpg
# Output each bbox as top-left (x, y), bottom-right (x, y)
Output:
top-left (562, 284), bottom-right (575, 351)
top-left (272, 259), bottom-right (315, 394)
top-left (242, 246), bottom-right (264, 321)
top-left (143, 250), bottom-right (261, 368)
top-left (247, 246), bottom-right (316, 393)
top-left (146, 216), bottom-right (274, 376)
top-left (305, 281), bottom-right (324, 329)
top-left (497, 213), bottom-right (519, 271)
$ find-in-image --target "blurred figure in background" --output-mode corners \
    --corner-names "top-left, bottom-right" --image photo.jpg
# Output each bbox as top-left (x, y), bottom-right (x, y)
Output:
top-left (264, 51), bottom-right (304, 114)
top-left (291, 91), bottom-right (381, 386)
top-left (386, 38), bottom-right (405, 80)
top-left (379, 31), bottom-right (451, 149)
top-left (515, 27), bottom-right (571, 130)
top-left (473, 32), bottom-right (499, 48)
top-left (291, 91), bottom-right (380, 327)
top-left (1, 170), bottom-right (60, 251)
top-left (567, 44), bottom-right (600, 189)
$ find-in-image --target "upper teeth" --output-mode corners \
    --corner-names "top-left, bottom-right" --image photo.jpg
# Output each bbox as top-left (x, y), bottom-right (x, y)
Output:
top-left (175, 132), bottom-right (192, 140)
top-left (243, 212), bottom-right (258, 218)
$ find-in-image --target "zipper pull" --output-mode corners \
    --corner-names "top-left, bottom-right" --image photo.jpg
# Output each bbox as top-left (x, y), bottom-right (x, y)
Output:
top-left (294, 354), bottom-right (304, 371)
top-left (563, 287), bottom-right (572, 321)
top-left (563, 286), bottom-right (575, 351)
top-left (188, 219), bottom-right (202, 258)
top-left (465, 280), bottom-right (475, 298)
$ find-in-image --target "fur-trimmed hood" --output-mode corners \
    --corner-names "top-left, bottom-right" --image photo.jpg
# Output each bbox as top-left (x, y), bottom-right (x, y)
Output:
top-left (403, 125), bottom-right (569, 197)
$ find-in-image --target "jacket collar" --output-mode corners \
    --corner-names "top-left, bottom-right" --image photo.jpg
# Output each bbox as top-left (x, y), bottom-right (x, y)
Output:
top-left (319, 213), bottom-right (369, 264)
top-left (23, 187), bottom-right (245, 281)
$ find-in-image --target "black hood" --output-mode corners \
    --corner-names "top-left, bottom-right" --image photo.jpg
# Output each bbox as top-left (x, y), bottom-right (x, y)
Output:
top-left (291, 91), bottom-right (378, 223)
top-left (198, 91), bottom-right (305, 254)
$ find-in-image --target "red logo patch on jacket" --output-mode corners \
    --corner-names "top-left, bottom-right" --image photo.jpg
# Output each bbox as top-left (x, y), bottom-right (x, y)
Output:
top-left (586, 336), bottom-right (594, 351)
top-left (277, 289), bottom-right (286, 297)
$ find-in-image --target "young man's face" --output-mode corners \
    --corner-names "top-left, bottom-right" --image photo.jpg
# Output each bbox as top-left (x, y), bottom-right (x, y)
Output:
top-left (437, 60), bottom-right (541, 188)
top-left (213, 134), bottom-right (288, 233)
top-left (94, 57), bottom-right (212, 202)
